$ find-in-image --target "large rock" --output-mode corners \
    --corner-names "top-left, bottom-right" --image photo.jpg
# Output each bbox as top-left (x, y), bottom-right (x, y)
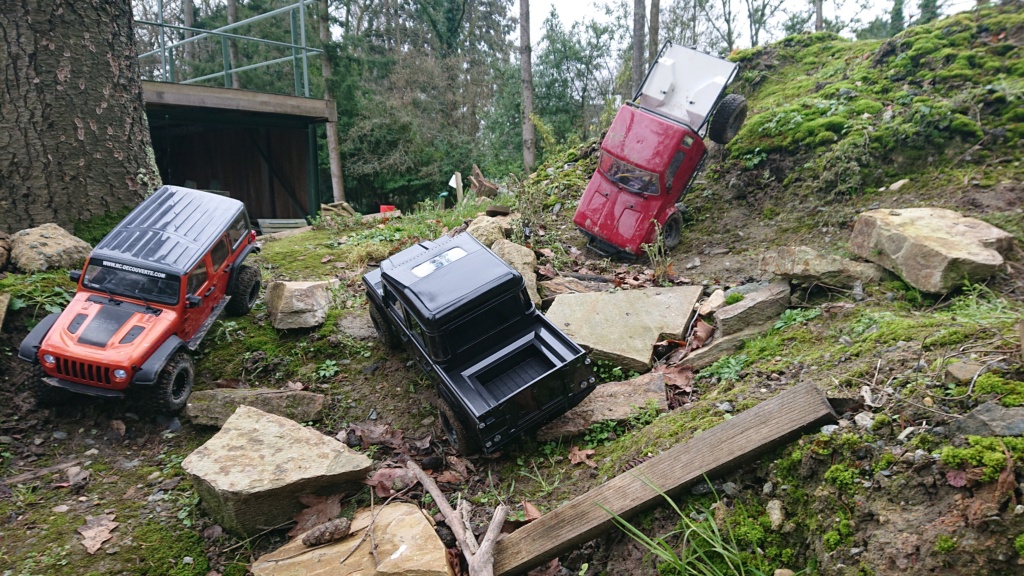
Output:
top-left (185, 389), bottom-right (326, 428)
top-left (544, 286), bottom-right (703, 372)
top-left (714, 282), bottom-right (790, 336)
top-left (760, 246), bottom-right (886, 289)
top-left (491, 239), bottom-right (540, 306)
top-left (10, 223), bottom-right (91, 272)
top-left (182, 406), bottom-right (371, 536)
top-left (536, 372), bottom-right (668, 441)
top-left (0, 232), bottom-right (10, 271)
top-left (0, 292), bottom-right (10, 332)
top-left (252, 502), bottom-right (451, 576)
top-left (465, 215), bottom-right (506, 248)
top-left (849, 208), bottom-right (1014, 293)
top-left (952, 402), bottom-right (1024, 437)
top-left (265, 280), bottom-right (338, 329)
top-left (698, 289), bottom-right (726, 316)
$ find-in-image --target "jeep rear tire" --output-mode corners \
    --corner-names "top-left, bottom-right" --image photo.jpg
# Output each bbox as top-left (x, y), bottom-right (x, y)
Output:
top-left (369, 305), bottom-right (401, 350)
top-left (145, 352), bottom-right (194, 413)
top-left (226, 264), bottom-right (261, 317)
top-left (708, 94), bottom-right (748, 145)
top-left (438, 400), bottom-right (479, 456)
top-left (662, 212), bottom-right (683, 249)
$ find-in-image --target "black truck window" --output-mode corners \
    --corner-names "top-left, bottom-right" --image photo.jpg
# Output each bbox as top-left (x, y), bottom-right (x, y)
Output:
top-left (210, 236), bottom-right (230, 272)
top-left (227, 212), bottom-right (249, 247)
top-left (186, 261), bottom-right (209, 296)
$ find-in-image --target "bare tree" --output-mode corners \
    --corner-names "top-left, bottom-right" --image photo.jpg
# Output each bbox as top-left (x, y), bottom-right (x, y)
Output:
top-left (648, 0), bottom-right (660, 63)
top-left (700, 0), bottom-right (739, 53)
top-left (182, 0), bottom-right (195, 61)
top-left (814, 0), bottom-right (824, 31)
top-left (744, 0), bottom-right (786, 46)
top-left (0, 0), bottom-right (160, 230)
top-left (226, 0), bottom-right (241, 88)
top-left (318, 0), bottom-right (346, 203)
top-left (632, 0), bottom-right (646, 94)
top-left (521, 0), bottom-right (536, 173)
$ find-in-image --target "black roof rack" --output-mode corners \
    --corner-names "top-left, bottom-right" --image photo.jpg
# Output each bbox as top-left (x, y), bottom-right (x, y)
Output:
top-left (91, 185), bottom-right (246, 276)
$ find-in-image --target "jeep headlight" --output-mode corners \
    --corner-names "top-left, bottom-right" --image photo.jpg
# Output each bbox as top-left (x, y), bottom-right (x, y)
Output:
top-left (42, 354), bottom-right (56, 366)
top-left (113, 369), bottom-right (128, 381)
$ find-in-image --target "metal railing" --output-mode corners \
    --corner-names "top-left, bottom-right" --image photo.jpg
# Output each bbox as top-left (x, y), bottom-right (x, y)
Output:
top-left (135, 0), bottom-right (321, 97)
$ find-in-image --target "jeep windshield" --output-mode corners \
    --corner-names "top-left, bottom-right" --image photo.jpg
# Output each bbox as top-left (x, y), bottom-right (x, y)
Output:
top-left (598, 153), bottom-right (659, 195)
top-left (82, 260), bottom-right (180, 305)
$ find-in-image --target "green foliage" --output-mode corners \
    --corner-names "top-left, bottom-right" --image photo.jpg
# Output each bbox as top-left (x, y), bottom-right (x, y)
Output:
top-left (592, 360), bottom-right (639, 384)
top-left (131, 521), bottom-right (210, 575)
top-left (725, 293), bottom-right (745, 305)
top-left (582, 401), bottom-right (661, 449)
top-left (973, 374), bottom-right (1024, 408)
top-left (1015, 533), bottom-right (1024, 556)
top-left (698, 355), bottom-right (749, 382)
top-left (1, 270), bottom-right (75, 323)
top-left (773, 308), bottom-right (821, 333)
top-left (940, 436), bottom-right (1024, 482)
top-left (824, 463), bottom-right (860, 493)
top-left (317, 359), bottom-right (341, 379)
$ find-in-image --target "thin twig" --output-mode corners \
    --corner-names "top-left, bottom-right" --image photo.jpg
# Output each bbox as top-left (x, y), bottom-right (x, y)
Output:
top-left (337, 485), bottom-right (415, 565)
top-left (942, 356), bottom-right (1007, 400)
top-left (223, 521), bottom-right (294, 553)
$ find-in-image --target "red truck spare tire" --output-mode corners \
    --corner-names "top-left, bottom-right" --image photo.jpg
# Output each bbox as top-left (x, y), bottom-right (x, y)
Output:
top-left (709, 94), bottom-right (748, 145)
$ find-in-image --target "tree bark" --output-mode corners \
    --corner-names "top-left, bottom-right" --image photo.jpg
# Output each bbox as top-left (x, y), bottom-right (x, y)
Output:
top-left (648, 0), bottom-right (660, 65)
top-left (318, 0), bottom-right (346, 203)
top-left (814, 0), bottom-right (824, 32)
top-left (226, 0), bottom-right (241, 88)
top-left (632, 0), bottom-right (646, 96)
top-left (182, 0), bottom-right (195, 62)
top-left (520, 0), bottom-right (535, 174)
top-left (0, 0), bottom-right (160, 232)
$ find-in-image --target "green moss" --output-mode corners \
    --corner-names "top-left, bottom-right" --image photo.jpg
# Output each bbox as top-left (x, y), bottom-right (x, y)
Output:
top-left (873, 452), bottom-right (897, 474)
top-left (940, 436), bottom-right (1024, 482)
top-left (131, 521), bottom-right (210, 575)
top-left (725, 293), bottom-right (745, 305)
top-left (824, 463), bottom-right (860, 493)
top-left (974, 373), bottom-right (1024, 407)
top-left (1015, 533), bottom-right (1024, 556)
top-left (74, 206), bottom-right (133, 245)
top-left (871, 414), bottom-right (891, 430)
top-left (934, 534), bottom-right (957, 554)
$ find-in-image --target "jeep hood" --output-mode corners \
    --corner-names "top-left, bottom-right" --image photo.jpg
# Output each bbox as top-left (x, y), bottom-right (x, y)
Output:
top-left (42, 293), bottom-right (176, 357)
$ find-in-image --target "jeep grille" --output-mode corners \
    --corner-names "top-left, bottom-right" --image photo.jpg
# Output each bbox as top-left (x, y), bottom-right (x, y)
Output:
top-left (54, 357), bottom-right (112, 386)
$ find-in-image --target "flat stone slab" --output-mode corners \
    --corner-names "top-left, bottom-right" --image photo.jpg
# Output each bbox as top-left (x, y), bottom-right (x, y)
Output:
top-left (952, 402), bottom-right (1024, 437)
top-left (185, 389), bottom-right (326, 428)
top-left (537, 373), bottom-right (667, 441)
top-left (681, 321), bottom-right (777, 370)
top-left (182, 406), bottom-right (371, 536)
top-left (252, 502), bottom-right (450, 576)
top-left (544, 286), bottom-right (704, 372)
top-left (714, 282), bottom-right (790, 337)
top-left (849, 208), bottom-right (1013, 293)
top-left (760, 245), bottom-right (886, 288)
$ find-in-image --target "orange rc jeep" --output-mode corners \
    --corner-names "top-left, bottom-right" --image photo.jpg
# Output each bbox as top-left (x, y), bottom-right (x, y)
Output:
top-left (18, 185), bottom-right (262, 412)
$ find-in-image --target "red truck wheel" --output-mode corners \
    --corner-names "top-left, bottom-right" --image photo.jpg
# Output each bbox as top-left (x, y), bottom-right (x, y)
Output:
top-left (709, 94), bottom-right (748, 145)
top-left (226, 264), bottom-right (262, 316)
top-left (663, 212), bottom-right (683, 249)
top-left (144, 352), bottom-right (193, 413)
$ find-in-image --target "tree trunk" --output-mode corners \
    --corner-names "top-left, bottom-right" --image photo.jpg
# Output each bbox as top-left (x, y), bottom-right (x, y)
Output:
top-left (632, 0), bottom-right (646, 96)
top-left (520, 0), bottom-right (535, 174)
top-left (648, 0), bottom-right (660, 65)
top-left (226, 0), bottom-right (241, 88)
top-left (318, 0), bottom-right (346, 203)
top-left (814, 0), bottom-right (824, 32)
top-left (0, 0), bottom-right (160, 232)
top-left (182, 0), bottom-right (194, 62)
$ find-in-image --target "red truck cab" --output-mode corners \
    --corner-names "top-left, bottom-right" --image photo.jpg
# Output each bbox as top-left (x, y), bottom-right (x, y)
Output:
top-left (574, 43), bottom-right (747, 257)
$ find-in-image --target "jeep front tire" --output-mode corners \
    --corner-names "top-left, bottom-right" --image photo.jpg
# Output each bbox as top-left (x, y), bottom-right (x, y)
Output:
top-left (145, 352), bottom-right (194, 413)
top-left (226, 264), bottom-right (261, 316)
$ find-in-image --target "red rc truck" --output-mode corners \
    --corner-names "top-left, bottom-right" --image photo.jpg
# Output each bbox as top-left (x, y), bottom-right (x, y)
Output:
top-left (573, 42), bottom-right (748, 256)
top-left (18, 186), bottom-right (262, 412)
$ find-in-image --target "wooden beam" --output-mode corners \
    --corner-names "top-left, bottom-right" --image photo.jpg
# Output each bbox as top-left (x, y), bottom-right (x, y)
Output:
top-left (493, 383), bottom-right (836, 575)
top-left (143, 81), bottom-right (336, 122)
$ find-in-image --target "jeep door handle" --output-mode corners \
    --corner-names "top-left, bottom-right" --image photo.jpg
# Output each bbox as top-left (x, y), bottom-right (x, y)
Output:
top-left (204, 286), bottom-right (216, 297)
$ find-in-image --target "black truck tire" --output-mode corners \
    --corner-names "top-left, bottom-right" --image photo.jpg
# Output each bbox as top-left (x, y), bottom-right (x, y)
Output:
top-left (369, 305), bottom-right (401, 350)
top-left (30, 365), bottom-right (68, 406)
top-left (226, 264), bottom-right (262, 316)
top-left (438, 401), bottom-right (479, 456)
top-left (144, 352), bottom-right (194, 413)
top-left (662, 212), bottom-right (683, 249)
top-left (708, 94), bottom-right (748, 145)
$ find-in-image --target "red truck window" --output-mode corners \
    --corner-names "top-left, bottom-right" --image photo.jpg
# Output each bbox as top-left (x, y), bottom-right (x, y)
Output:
top-left (666, 151), bottom-right (686, 190)
top-left (599, 153), bottom-right (659, 195)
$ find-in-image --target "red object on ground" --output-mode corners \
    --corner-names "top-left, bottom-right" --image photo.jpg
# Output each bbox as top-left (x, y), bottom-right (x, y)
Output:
top-left (380, 205), bottom-right (397, 213)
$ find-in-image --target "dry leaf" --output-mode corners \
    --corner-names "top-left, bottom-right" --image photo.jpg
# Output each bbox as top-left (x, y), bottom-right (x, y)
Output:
top-left (522, 500), bottom-right (543, 521)
top-left (287, 494), bottom-right (342, 537)
top-left (109, 420), bottom-right (125, 437)
top-left (527, 558), bottom-right (562, 576)
top-left (214, 378), bottom-right (243, 389)
top-left (537, 248), bottom-right (555, 259)
top-left (364, 468), bottom-right (417, 497)
top-left (690, 319), bottom-right (715, 348)
top-left (946, 470), bottom-right (967, 488)
top-left (445, 456), bottom-right (472, 478)
top-left (321, 255), bottom-right (333, 263)
top-left (78, 514), bottom-right (118, 554)
top-left (435, 470), bottom-right (463, 484)
top-left (66, 466), bottom-right (90, 487)
top-left (537, 264), bottom-right (558, 278)
top-left (569, 446), bottom-right (597, 468)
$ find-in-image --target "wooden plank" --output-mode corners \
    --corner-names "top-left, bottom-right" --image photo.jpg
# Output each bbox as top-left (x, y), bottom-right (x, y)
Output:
top-left (257, 218), bottom-right (308, 235)
top-left (493, 382), bottom-right (836, 575)
top-left (143, 81), bottom-right (336, 122)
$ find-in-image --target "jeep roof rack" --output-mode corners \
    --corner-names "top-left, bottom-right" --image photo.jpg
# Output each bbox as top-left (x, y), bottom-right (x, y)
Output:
top-left (91, 185), bottom-right (247, 276)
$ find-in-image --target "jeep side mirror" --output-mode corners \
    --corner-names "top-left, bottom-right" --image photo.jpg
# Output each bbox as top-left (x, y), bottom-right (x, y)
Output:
top-left (69, 270), bottom-right (82, 283)
top-left (185, 294), bottom-right (202, 308)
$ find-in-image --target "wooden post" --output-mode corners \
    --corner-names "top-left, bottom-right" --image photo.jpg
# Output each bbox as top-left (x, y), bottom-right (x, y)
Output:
top-left (492, 383), bottom-right (836, 575)
top-left (318, 0), bottom-right (346, 203)
top-left (454, 172), bottom-right (464, 204)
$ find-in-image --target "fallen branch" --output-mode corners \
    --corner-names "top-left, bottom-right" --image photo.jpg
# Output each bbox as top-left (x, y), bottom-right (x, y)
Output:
top-left (3, 459), bottom-right (81, 485)
top-left (406, 460), bottom-right (508, 576)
